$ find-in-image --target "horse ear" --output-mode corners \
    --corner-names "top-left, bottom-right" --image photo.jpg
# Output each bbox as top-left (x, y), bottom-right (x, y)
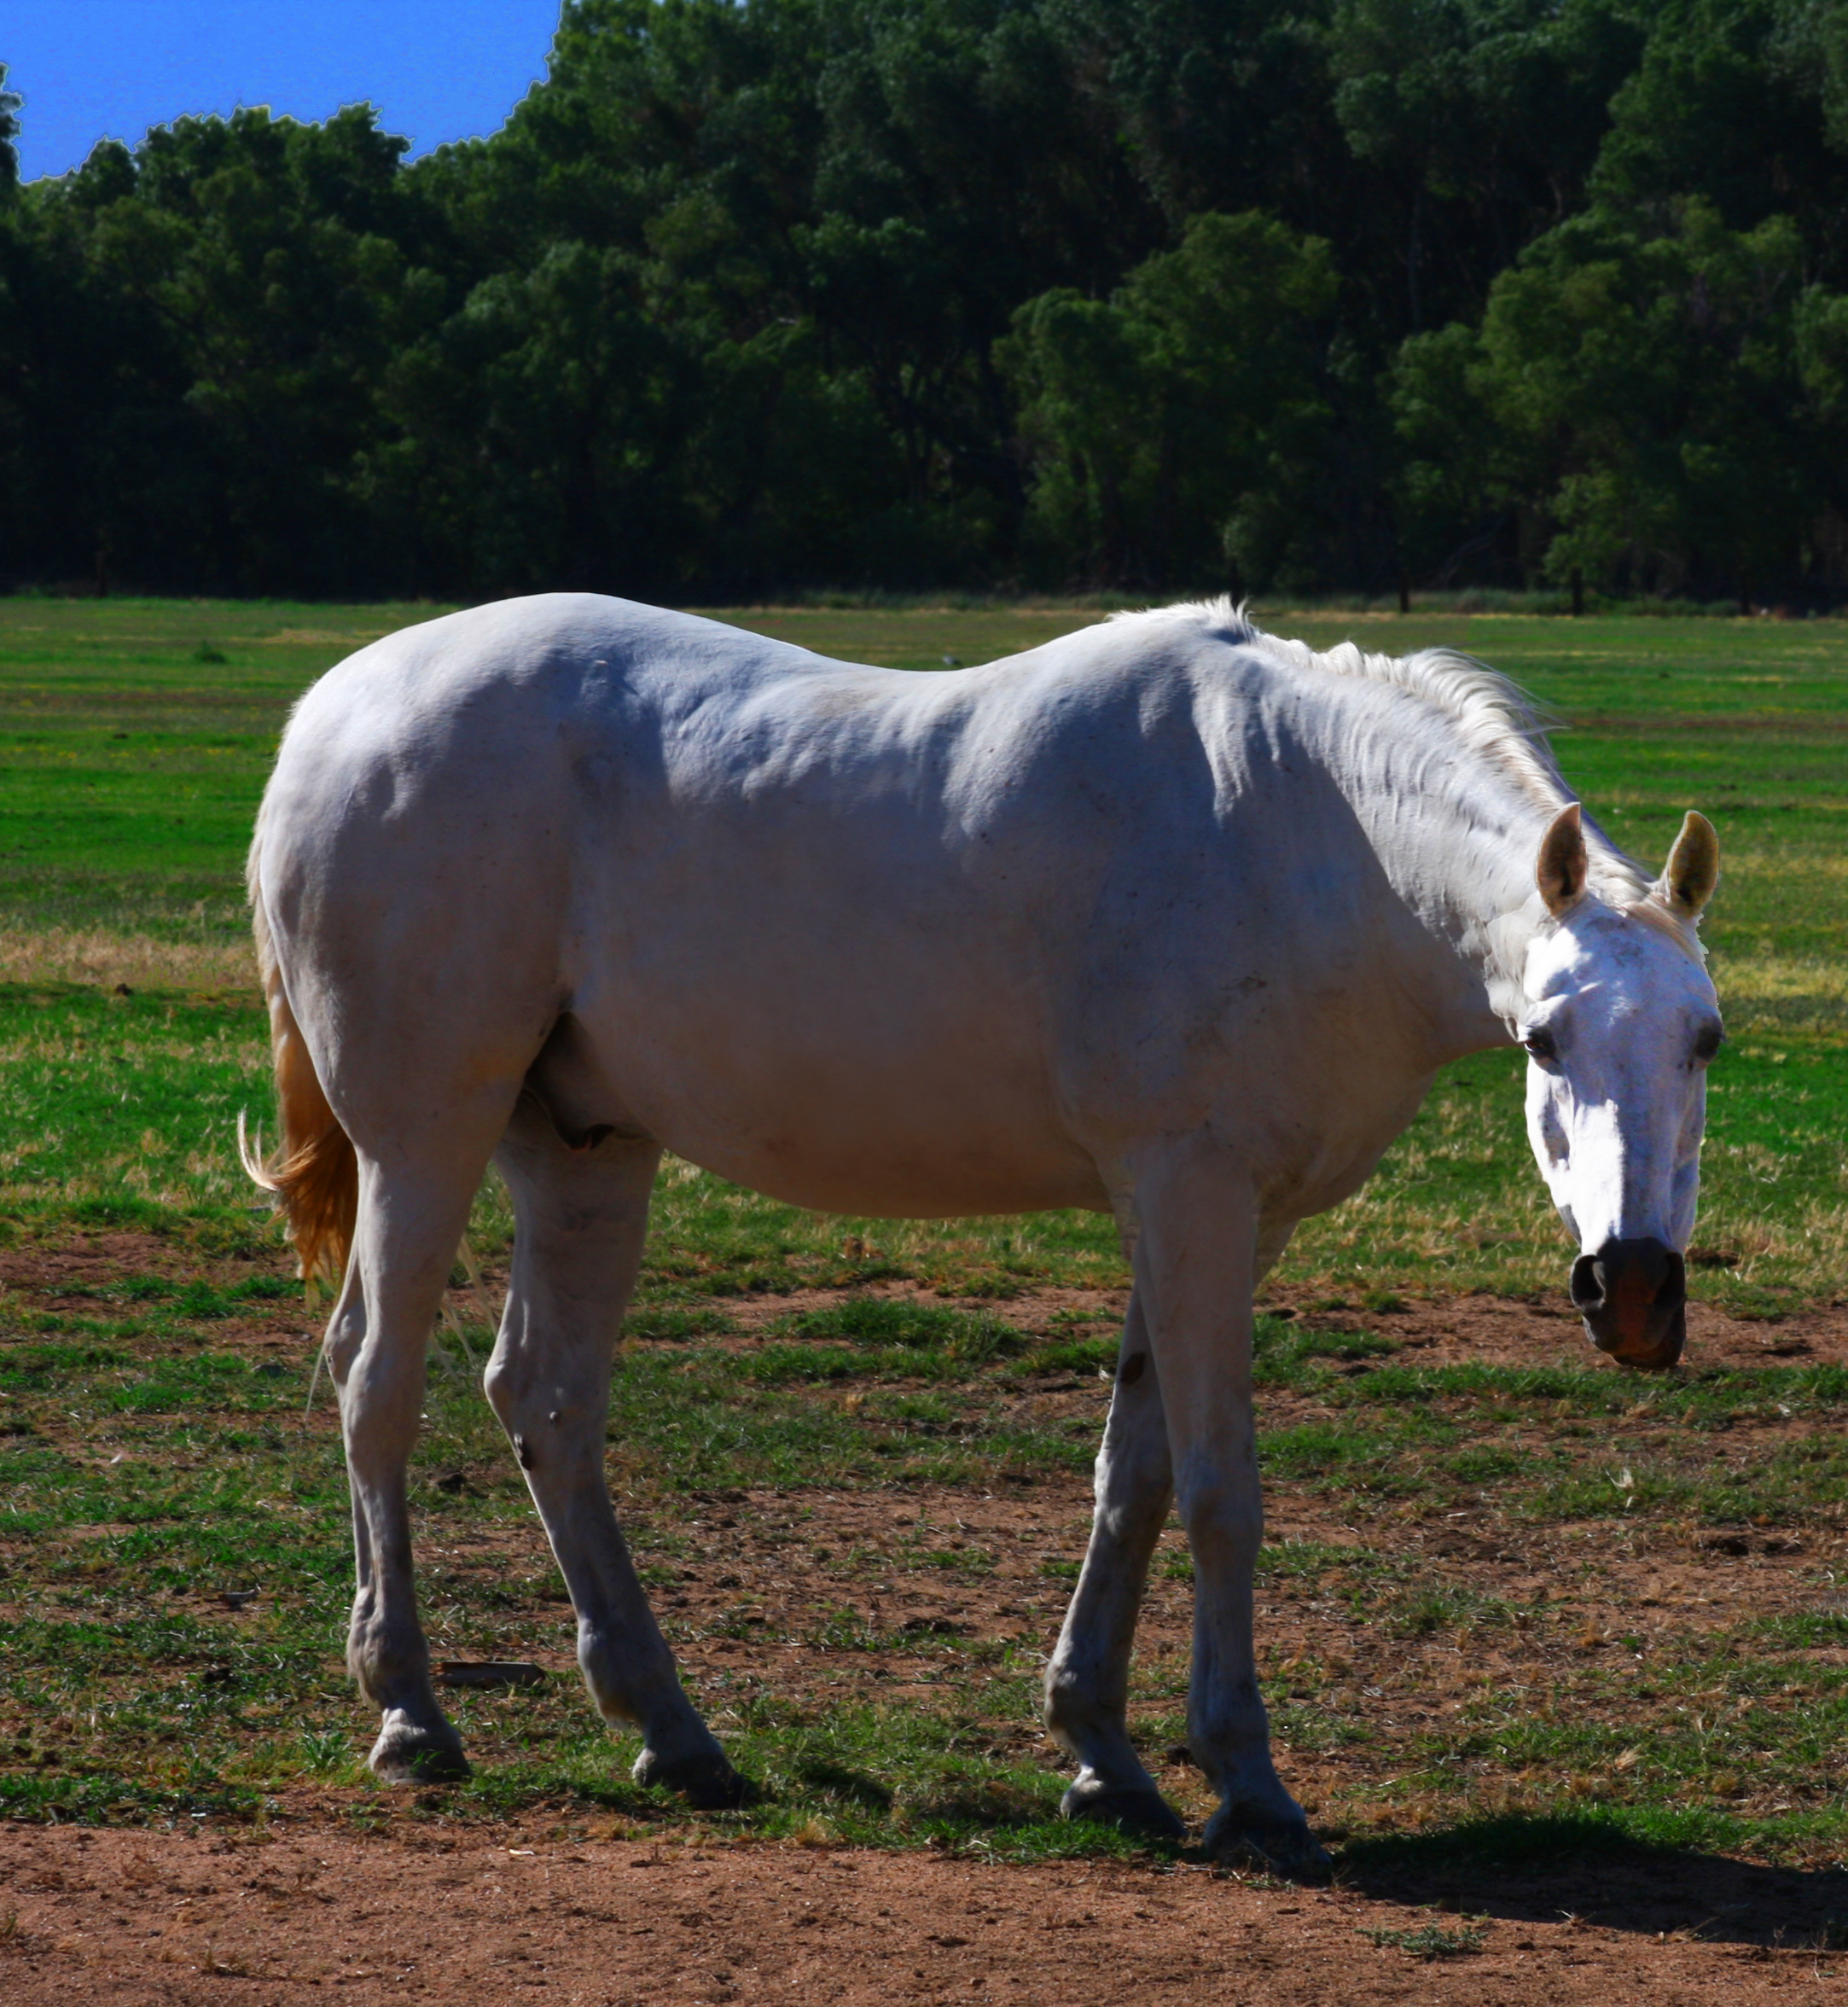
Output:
top-left (1657, 809), bottom-right (1719, 921)
top-left (1536, 802), bottom-right (1588, 916)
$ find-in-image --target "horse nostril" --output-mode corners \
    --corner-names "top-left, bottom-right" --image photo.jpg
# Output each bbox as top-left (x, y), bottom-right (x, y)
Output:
top-left (1573, 1238), bottom-right (1688, 1367)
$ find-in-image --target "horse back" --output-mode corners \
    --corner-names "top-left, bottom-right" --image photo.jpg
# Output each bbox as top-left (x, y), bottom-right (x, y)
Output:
top-left (253, 596), bottom-right (1439, 1218)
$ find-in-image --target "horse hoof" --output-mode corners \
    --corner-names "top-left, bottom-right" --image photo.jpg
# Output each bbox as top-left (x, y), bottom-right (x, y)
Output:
top-left (369, 1731), bottom-right (471, 1785)
top-left (633, 1745), bottom-right (748, 1810)
top-left (1203, 1809), bottom-right (1333, 1882)
top-left (1060, 1781), bottom-right (1188, 1841)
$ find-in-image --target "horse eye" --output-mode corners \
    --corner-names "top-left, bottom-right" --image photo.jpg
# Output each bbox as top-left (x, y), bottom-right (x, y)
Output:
top-left (1693, 1025), bottom-right (1724, 1064)
top-left (1523, 1027), bottom-right (1558, 1063)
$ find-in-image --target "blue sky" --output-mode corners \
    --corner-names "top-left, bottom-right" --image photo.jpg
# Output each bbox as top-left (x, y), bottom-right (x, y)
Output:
top-left (5, 2), bottom-right (566, 182)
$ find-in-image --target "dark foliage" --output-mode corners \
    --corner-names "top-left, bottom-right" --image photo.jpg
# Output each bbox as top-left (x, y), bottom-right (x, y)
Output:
top-left (5, 0), bottom-right (1848, 602)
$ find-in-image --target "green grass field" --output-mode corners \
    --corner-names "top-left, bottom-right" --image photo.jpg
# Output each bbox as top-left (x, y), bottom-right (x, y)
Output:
top-left (9, 1292), bottom-right (1848, 1866)
top-left (0, 595), bottom-right (1837, 1306)
top-left (0, 596), bottom-right (1843, 1866)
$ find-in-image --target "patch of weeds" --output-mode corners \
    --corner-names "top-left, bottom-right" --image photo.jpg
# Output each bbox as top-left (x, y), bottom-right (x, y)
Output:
top-left (1341, 1808), bottom-right (1717, 1872)
top-left (1441, 1444), bottom-right (1525, 1486)
top-left (904, 1545), bottom-right (996, 1579)
top-left (1016, 1335), bottom-right (1117, 1376)
top-left (1258, 1539), bottom-right (1386, 1584)
top-left (796, 1759), bottom-right (894, 1810)
top-left (623, 1305), bottom-right (741, 1342)
top-left (1358, 1917), bottom-right (1485, 1961)
top-left (296, 1727), bottom-right (356, 1777)
top-left (1261, 1417), bottom-right (1451, 1492)
top-left (1747, 1612), bottom-right (1848, 1649)
top-left (1383, 1582), bottom-right (1511, 1637)
top-left (0, 1771), bottom-right (266, 1824)
top-left (171, 1275), bottom-right (299, 1318)
top-left (1254, 1320), bottom-right (1400, 1388)
top-left (776, 1298), bottom-right (1021, 1365)
top-left (809, 1608), bottom-right (897, 1653)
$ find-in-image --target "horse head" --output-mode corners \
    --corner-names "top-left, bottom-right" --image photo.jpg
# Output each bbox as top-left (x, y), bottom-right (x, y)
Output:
top-left (1519, 804), bottom-right (1722, 1370)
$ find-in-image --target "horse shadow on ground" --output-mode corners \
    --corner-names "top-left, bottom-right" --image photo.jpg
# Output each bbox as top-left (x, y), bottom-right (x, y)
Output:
top-left (1334, 1814), bottom-right (1848, 1948)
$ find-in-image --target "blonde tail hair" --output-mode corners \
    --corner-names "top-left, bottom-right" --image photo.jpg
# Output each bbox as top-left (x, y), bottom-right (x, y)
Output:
top-left (239, 872), bottom-right (357, 1291)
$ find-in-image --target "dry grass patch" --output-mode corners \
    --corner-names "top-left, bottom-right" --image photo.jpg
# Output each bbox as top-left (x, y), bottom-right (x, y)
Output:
top-left (0, 928), bottom-right (258, 993)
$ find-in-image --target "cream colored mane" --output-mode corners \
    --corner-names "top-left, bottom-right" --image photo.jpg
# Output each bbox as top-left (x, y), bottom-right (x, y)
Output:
top-left (1113, 597), bottom-right (1675, 923)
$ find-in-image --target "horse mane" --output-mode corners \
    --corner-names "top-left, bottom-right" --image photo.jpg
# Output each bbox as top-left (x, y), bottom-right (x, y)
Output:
top-left (1112, 597), bottom-right (1663, 916)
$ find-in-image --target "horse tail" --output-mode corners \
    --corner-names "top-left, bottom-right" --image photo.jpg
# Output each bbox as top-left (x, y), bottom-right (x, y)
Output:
top-left (240, 842), bottom-right (358, 1290)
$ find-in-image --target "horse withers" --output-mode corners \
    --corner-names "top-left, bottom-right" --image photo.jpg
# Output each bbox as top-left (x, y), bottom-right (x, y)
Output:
top-left (243, 596), bottom-right (1720, 1876)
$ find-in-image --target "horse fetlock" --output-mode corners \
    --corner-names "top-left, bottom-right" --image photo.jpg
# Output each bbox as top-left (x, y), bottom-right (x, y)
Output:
top-left (369, 1711), bottom-right (470, 1785)
top-left (1193, 1747), bottom-right (1321, 1876)
top-left (1202, 1800), bottom-right (1332, 1882)
top-left (1041, 1667), bottom-right (1128, 1753)
top-left (632, 1732), bottom-right (746, 1810)
top-left (575, 1622), bottom-right (689, 1723)
top-left (1044, 1678), bottom-right (1164, 1810)
top-left (1188, 1729), bottom-right (1287, 1808)
top-left (346, 1617), bottom-right (435, 1710)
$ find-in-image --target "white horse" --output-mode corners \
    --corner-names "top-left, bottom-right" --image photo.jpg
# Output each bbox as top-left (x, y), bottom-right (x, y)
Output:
top-left (244, 596), bottom-right (1721, 1875)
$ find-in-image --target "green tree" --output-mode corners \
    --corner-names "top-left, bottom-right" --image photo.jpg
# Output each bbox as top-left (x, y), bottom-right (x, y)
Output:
top-left (1001, 210), bottom-right (1337, 590)
top-left (20, 106), bottom-right (441, 593)
top-left (363, 241), bottom-right (695, 596)
top-left (1328, 0), bottom-right (1647, 332)
top-left (1393, 200), bottom-right (1825, 602)
top-left (0, 61), bottom-right (21, 194)
top-left (1592, 1), bottom-right (1841, 247)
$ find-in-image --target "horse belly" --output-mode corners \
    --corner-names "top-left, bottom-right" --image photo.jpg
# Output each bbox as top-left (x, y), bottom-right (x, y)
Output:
top-left (570, 991), bottom-right (1107, 1218)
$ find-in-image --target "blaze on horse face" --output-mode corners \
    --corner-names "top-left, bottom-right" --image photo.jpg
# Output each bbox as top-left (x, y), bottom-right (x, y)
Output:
top-left (1520, 806), bottom-right (1723, 1371)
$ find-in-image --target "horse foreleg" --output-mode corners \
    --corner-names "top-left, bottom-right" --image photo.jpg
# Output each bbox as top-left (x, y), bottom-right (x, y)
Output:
top-left (1134, 1139), bottom-right (1330, 1878)
top-left (487, 1119), bottom-right (741, 1807)
top-left (1043, 1285), bottom-right (1183, 1837)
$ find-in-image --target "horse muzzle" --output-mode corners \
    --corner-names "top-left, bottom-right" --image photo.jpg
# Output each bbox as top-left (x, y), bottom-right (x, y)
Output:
top-left (1570, 1237), bottom-right (1686, 1370)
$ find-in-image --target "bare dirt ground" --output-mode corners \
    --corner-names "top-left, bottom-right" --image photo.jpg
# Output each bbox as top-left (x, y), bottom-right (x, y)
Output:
top-left (7, 1820), bottom-right (1848, 2004)
top-left (9, 1240), bottom-right (1848, 2003)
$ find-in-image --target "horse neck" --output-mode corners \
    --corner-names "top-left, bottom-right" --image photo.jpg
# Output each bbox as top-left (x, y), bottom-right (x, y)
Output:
top-left (1340, 740), bottom-right (1566, 1059)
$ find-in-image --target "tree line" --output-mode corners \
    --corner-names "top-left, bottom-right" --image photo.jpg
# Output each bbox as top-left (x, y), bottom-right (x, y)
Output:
top-left (5, 0), bottom-right (1848, 606)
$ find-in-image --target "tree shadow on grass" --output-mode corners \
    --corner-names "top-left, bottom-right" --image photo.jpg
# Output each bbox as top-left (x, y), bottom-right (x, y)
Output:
top-left (1339, 1813), bottom-right (1848, 1947)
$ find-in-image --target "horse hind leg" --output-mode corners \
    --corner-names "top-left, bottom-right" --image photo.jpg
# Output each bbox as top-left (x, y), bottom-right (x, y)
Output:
top-left (486, 1090), bottom-right (741, 1807)
top-left (1043, 1286), bottom-right (1185, 1839)
top-left (328, 1133), bottom-right (504, 1783)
